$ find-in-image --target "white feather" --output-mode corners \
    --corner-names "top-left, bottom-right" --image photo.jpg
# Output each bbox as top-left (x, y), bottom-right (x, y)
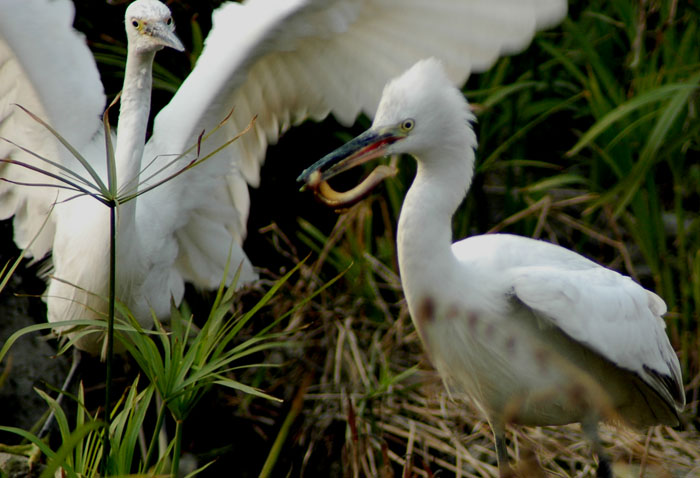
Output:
top-left (1, 0), bottom-right (566, 353)
top-left (300, 59), bottom-right (684, 470)
top-left (0, 0), bottom-right (105, 258)
top-left (147, 0), bottom-right (569, 285)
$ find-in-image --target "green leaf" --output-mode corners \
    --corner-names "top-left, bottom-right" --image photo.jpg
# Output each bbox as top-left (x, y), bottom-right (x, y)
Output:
top-left (566, 83), bottom-right (698, 157)
top-left (213, 379), bottom-right (282, 403)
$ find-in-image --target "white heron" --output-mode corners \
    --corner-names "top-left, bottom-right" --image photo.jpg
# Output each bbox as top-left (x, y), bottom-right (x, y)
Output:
top-left (297, 58), bottom-right (685, 477)
top-left (0, 0), bottom-right (566, 354)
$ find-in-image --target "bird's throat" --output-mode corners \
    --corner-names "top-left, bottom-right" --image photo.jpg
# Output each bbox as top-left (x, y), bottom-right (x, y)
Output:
top-left (113, 50), bottom-right (156, 234)
top-left (114, 50), bottom-right (155, 199)
top-left (397, 162), bottom-right (465, 306)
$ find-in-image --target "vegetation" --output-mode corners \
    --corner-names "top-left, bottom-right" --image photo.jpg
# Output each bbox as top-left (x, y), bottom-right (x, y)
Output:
top-left (0, 0), bottom-right (698, 477)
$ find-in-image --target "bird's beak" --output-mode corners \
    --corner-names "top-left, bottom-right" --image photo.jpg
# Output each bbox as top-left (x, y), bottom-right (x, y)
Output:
top-left (298, 126), bottom-right (404, 184)
top-left (297, 126), bottom-right (405, 208)
top-left (147, 23), bottom-right (185, 52)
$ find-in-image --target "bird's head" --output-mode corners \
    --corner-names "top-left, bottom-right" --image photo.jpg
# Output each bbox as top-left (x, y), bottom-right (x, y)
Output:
top-left (297, 58), bottom-right (476, 206)
top-left (125, 0), bottom-right (184, 53)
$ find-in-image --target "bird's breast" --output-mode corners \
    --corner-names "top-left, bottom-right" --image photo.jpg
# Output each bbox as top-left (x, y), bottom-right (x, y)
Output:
top-left (410, 293), bottom-right (626, 427)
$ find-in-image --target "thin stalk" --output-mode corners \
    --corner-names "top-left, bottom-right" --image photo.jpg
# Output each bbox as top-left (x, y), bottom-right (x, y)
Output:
top-left (259, 374), bottom-right (312, 478)
top-left (171, 419), bottom-right (183, 477)
top-left (144, 397), bottom-right (168, 470)
top-left (102, 201), bottom-right (117, 473)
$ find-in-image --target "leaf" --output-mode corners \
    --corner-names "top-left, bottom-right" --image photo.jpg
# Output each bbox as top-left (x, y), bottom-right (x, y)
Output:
top-left (566, 83), bottom-right (698, 157)
top-left (522, 173), bottom-right (588, 193)
top-left (213, 379), bottom-right (282, 402)
top-left (12, 104), bottom-right (108, 194)
top-left (612, 71), bottom-right (700, 216)
top-left (40, 421), bottom-right (103, 478)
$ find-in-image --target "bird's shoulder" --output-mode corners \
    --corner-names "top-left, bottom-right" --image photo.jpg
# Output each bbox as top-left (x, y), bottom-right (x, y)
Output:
top-left (451, 235), bottom-right (682, 408)
top-left (452, 233), bottom-right (598, 271)
top-left (452, 233), bottom-right (667, 326)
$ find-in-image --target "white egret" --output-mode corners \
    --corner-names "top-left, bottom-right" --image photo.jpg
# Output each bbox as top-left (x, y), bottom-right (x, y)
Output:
top-left (1, 0), bottom-right (188, 354)
top-left (0, 0), bottom-right (566, 354)
top-left (298, 58), bottom-right (685, 477)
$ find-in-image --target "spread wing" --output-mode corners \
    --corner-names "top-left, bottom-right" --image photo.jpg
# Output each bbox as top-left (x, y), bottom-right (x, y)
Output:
top-left (0, 0), bottom-right (106, 260)
top-left (144, 0), bottom-right (568, 287)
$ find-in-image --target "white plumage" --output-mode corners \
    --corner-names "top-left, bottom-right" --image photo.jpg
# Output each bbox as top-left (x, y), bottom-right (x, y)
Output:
top-left (0, 0), bottom-right (566, 353)
top-left (298, 58), bottom-right (685, 476)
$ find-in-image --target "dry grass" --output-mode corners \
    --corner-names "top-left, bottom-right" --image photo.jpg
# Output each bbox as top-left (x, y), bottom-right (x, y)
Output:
top-left (294, 309), bottom-right (700, 478)
top-left (243, 206), bottom-right (700, 478)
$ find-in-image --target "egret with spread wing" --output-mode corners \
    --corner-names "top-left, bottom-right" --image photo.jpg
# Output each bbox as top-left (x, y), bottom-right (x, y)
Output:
top-left (298, 59), bottom-right (685, 477)
top-left (1, 0), bottom-right (190, 354)
top-left (0, 0), bottom-right (566, 354)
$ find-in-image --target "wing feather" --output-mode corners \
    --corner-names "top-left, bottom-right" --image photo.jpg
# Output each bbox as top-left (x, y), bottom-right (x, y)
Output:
top-left (0, 0), bottom-right (105, 259)
top-left (453, 234), bottom-right (684, 411)
top-left (510, 262), bottom-right (685, 409)
top-left (144, 0), bottom-right (566, 287)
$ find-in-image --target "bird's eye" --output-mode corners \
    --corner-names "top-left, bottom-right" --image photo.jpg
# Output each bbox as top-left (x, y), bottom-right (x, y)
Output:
top-left (166, 17), bottom-right (173, 26)
top-left (131, 20), bottom-right (140, 28)
top-left (401, 119), bottom-right (415, 132)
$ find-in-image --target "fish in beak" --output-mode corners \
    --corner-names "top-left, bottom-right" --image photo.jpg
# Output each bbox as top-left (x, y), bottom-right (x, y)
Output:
top-left (297, 126), bottom-right (406, 209)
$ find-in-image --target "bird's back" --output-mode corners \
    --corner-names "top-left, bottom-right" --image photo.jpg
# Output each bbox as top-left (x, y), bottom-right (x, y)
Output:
top-left (415, 233), bottom-right (684, 428)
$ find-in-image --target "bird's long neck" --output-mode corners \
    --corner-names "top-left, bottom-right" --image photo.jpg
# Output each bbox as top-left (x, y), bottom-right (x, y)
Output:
top-left (397, 143), bottom-right (475, 307)
top-left (114, 49), bottom-right (156, 230)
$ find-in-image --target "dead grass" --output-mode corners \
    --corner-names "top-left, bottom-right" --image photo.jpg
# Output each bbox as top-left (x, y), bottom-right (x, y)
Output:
top-left (243, 206), bottom-right (700, 478)
top-left (294, 308), bottom-right (700, 477)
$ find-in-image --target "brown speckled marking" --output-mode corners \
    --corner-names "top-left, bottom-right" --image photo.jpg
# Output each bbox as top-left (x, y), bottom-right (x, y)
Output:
top-left (505, 336), bottom-right (517, 357)
top-left (566, 383), bottom-right (588, 408)
top-left (485, 323), bottom-right (496, 340)
top-left (534, 348), bottom-right (550, 374)
top-left (467, 312), bottom-right (479, 332)
top-left (445, 304), bottom-right (460, 319)
top-left (416, 297), bottom-right (436, 326)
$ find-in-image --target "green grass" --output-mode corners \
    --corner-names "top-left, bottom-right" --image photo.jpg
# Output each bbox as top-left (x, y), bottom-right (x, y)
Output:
top-left (290, 1), bottom-right (700, 474)
top-left (469, 0), bottom-right (700, 377)
top-left (0, 263), bottom-right (311, 477)
top-left (303, 0), bottom-right (700, 379)
top-left (1, 1), bottom-right (698, 477)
